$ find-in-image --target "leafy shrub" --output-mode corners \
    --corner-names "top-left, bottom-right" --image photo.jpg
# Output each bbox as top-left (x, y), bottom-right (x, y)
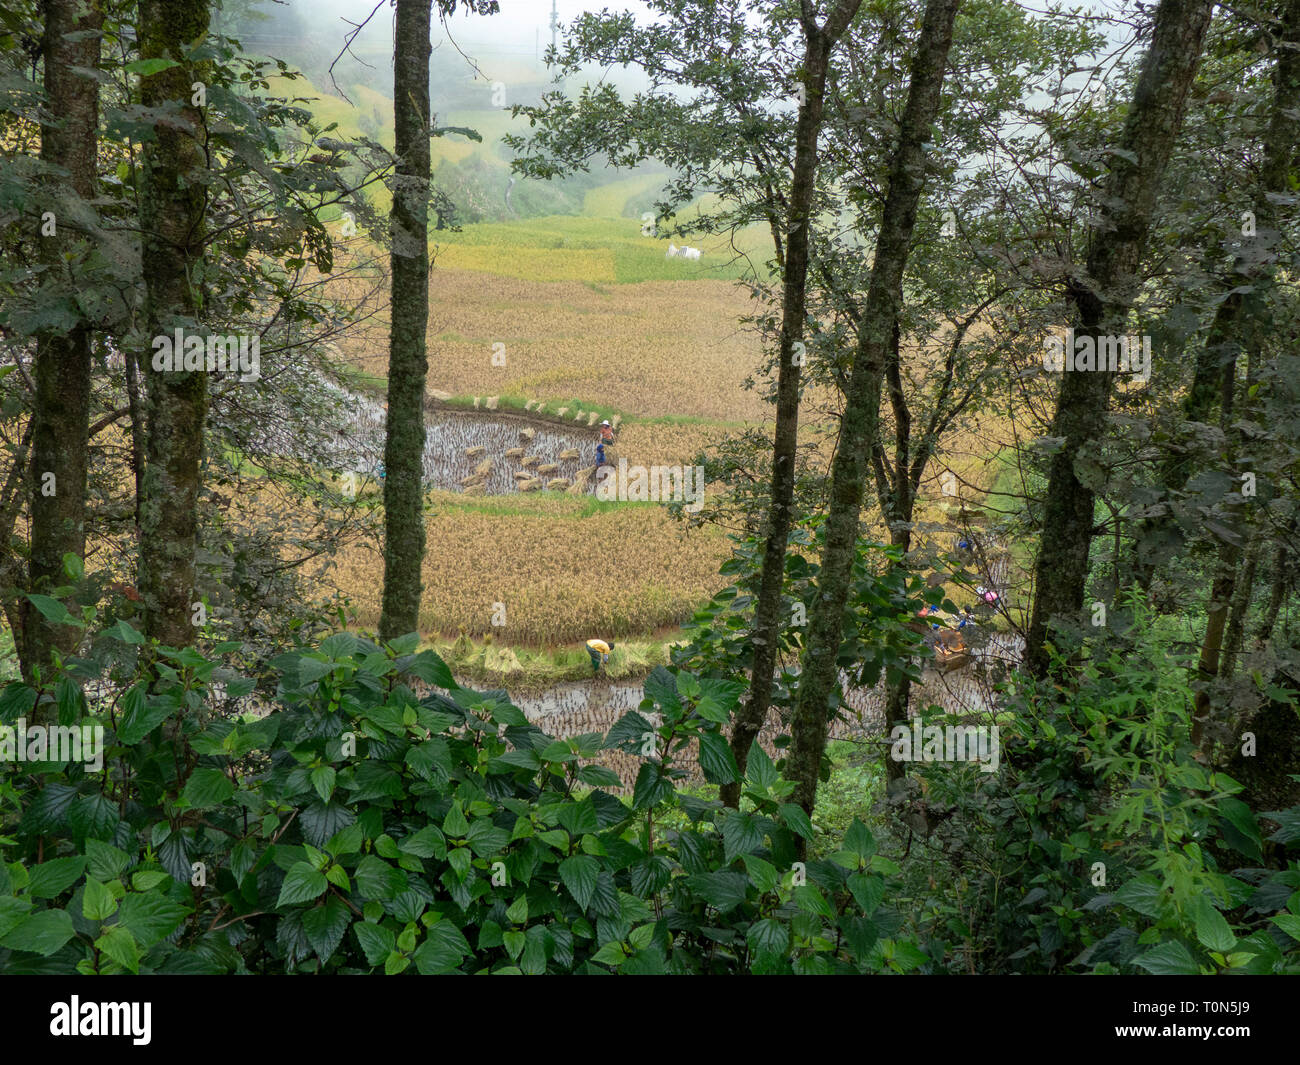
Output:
top-left (887, 604), bottom-right (1300, 974)
top-left (0, 625), bottom-right (912, 974)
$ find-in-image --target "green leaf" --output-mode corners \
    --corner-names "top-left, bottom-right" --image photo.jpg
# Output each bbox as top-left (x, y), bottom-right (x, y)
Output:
top-left (182, 768), bottom-right (234, 809)
top-left (1134, 940), bottom-right (1200, 975)
top-left (398, 826), bottom-right (444, 859)
top-left (779, 804), bottom-right (813, 841)
top-left (26, 594), bottom-right (75, 626)
top-left (26, 856), bottom-right (86, 899)
top-left (692, 676), bottom-right (744, 723)
top-left (0, 897), bottom-right (33, 939)
top-left (1217, 797), bottom-right (1263, 861)
top-left (721, 810), bottom-right (763, 862)
top-left (1271, 913), bottom-right (1300, 941)
top-left (577, 765), bottom-right (622, 788)
top-left (698, 730), bottom-right (740, 784)
top-left (125, 57), bottom-right (181, 76)
top-left (742, 855), bottom-right (779, 894)
top-left (104, 619), bottom-right (146, 645)
top-left (1193, 896), bottom-right (1236, 953)
top-left (354, 856), bottom-right (406, 901)
top-left (355, 921), bottom-right (396, 966)
top-left (85, 840), bottom-right (130, 881)
top-left (413, 921), bottom-right (471, 974)
top-left (844, 819), bottom-right (876, 860)
top-left (442, 801), bottom-right (469, 837)
top-left (559, 855), bottom-right (600, 911)
top-left (118, 685), bottom-right (173, 744)
top-left (505, 895), bottom-right (528, 924)
top-left (744, 741), bottom-right (778, 790)
top-left (95, 924), bottom-right (141, 973)
top-left (794, 884), bottom-right (835, 919)
top-left (277, 862), bottom-right (328, 907)
top-left (643, 666), bottom-right (680, 714)
top-left (301, 896), bottom-right (350, 962)
top-left (632, 762), bottom-right (673, 810)
top-left (591, 940), bottom-right (627, 966)
top-left (82, 877), bottom-right (118, 922)
top-left (747, 917), bottom-right (789, 958)
top-left (310, 766), bottom-right (337, 803)
top-left (0, 908), bottom-right (75, 956)
top-left (131, 870), bottom-right (170, 892)
top-left (847, 873), bottom-right (886, 916)
top-left (1115, 876), bottom-right (1164, 919)
top-left (685, 870), bottom-right (749, 913)
top-left (116, 892), bottom-right (188, 948)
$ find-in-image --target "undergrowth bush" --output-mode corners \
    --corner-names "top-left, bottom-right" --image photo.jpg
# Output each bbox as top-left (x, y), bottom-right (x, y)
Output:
top-left (883, 604), bottom-right (1300, 974)
top-left (0, 622), bottom-right (912, 974)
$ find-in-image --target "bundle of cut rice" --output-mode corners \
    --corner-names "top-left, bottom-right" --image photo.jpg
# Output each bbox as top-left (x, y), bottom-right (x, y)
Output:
top-left (519, 427), bottom-right (536, 442)
top-left (504, 446), bottom-right (525, 458)
top-left (558, 448), bottom-right (579, 461)
top-left (462, 484), bottom-right (485, 496)
top-left (555, 408), bottom-right (568, 418)
top-left (485, 396), bottom-right (499, 410)
top-left (518, 478), bottom-right (542, 492)
top-left (465, 445), bottom-right (486, 459)
top-left (536, 462), bottom-right (559, 476)
top-left (587, 412), bottom-right (599, 426)
top-left (546, 478), bottom-right (569, 491)
top-left (513, 470), bottom-right (533, 481)
top-left (460, 473), bottom-right (485, 487)
top-left (474, 458), bottom-right (492, 477)
top-left (567, 466), bottom-right (596, 494)
top-left (520, 455), bottom-right (540, 468)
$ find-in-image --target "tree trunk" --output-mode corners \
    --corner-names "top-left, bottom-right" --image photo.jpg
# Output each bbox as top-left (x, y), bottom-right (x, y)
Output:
top-left (379, 0), bottom-right (433, 644)
top-left (124, 345), bottom-right (147, 532)
top-left (1023, 0), bottom-right (1213, 675)
top-left (1255, 527), bottom-right (1294, 649)
top-left (1221, 534), bottom-right (1259, 681)
top-left (723, 0), bottom-right (864, 807)
top-left (137, 0), bottom-right (211, 650)
top-left (786, 0), bottom-right (961, 819)
top-left (22, 0), bottom-right (103, 683)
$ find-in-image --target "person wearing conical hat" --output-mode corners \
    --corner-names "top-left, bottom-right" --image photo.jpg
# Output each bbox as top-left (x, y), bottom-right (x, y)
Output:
top-left (586, 638), bottom-right (614, 674)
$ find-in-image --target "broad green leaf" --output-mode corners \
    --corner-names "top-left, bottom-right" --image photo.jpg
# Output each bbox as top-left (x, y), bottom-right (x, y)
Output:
top-left (277, 862), bottom-right (328, 907)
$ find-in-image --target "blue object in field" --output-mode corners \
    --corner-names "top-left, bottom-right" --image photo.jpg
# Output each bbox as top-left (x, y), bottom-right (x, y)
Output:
top-left (596, 443), bottom-right (606, 463)
top-left (958, 539), bottom-right (970, 550)
top-left (376, 463), bottom-right (386, 479)
top-left (931, 623), bottom-right (940, 630)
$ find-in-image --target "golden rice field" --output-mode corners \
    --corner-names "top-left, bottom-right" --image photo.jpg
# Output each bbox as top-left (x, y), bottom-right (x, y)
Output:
top-left (341, 268), bottom-right (775, 424)
top-left (321, 491), bottom-right (733, 645)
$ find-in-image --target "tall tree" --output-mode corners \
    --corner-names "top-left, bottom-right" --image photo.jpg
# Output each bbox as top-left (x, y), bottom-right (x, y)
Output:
top-left (379, 0), bottom-right (433, 643)
top-left (22, 0), bottom-right (103, 681)
top-left (722, 0), bottom-right (863, 807)
top-left (785, 0), bottom-right (961, 817)
top-left (137, 0), bottom-right (211, 650)
top-left (1023, 0), bottom-right (1214, 675)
